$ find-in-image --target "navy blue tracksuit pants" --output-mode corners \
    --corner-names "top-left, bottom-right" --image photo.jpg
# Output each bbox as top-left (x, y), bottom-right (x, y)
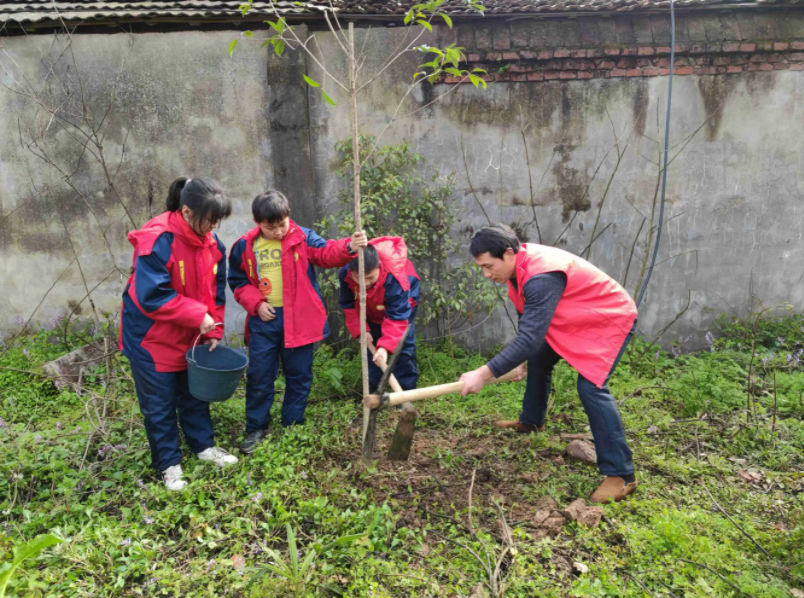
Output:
top-left (129, 362), bottom-right (215, 473)
top-left (367, 315), bottom-right (418, 393)
top-left (246, 307), bottom-right (315, 431)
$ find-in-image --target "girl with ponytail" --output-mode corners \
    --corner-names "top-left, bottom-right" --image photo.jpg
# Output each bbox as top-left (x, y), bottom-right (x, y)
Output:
top-left (120, 177), bottom-right (237, 490)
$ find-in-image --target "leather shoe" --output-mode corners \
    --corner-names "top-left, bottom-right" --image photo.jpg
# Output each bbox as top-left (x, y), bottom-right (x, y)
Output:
top-left (589, 476), bottom-right (638, 503)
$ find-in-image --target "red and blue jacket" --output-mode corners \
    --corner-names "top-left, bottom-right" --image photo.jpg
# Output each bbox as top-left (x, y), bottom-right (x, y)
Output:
top-left (228, 219), bottom-right (355, 348)
top-left (120, 211), bottom-right (226, 372)
top-left (338, 236), bottom-right (420, 354)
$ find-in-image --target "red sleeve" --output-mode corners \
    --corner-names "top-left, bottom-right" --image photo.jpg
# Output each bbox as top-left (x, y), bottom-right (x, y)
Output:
top-left (306, 230), bottom-right (354, 269)
top-left (344, 305), bottom-right (368, 339)
top-left (376, 318), bottom-right (409, 353)
top-left (233, 284), bottom-right (266, 317)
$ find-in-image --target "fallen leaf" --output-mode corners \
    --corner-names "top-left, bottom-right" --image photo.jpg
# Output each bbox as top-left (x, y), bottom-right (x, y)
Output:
top-left (646, 424), bottom-right (659, 434)
top-left (231, 554), bottom-right (245, 571)
top-left (573, 561), bottom-right (589, 574)
top-left (791, 590), bottom-right (804, 598)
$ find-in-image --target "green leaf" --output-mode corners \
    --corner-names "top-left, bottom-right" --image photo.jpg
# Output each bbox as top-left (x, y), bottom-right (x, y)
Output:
top-left (274, 39), bottom-right (286, 56)
top-left (228, 39), bottom-right (238, 56)
top-left (321, 90), bottom-right (337, 106)
top-left (416, 19), bottom-right (433, 32)
top-left (260, 39), bottom-right (272, 48)
top-left (472, 67), bottom-right (488, 74)
top-left (243, 30), bottom-right (254, 38)
top-left (404, 9), bottom-right (415, 25)
top-left (445, 67), bottom-right (463, 77)
top-left (239, 3), bottom-right (252, 16)
top-left (439, 13), bottom-right (453, 28)
top-left (267, 19), bottom-right (286, 34)
top-left (286, 524), bottom-right (298, 575)
top-left (303, 75), bottom-right (321, 88)
top-left (0, 535), bottom-right (63, 598)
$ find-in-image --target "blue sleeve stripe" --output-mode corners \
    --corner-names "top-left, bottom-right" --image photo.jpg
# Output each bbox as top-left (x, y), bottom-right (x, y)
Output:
top-left (135, 234), bottom-right (178, 313)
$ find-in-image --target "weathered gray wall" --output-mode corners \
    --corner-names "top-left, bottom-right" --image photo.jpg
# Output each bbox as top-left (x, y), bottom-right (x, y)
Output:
top-left (307, 21), bottom-right (804, 349)
top-left (0, 29), bottom-right (311, 337)
top-left (1, 15), bottom-right (803, 351)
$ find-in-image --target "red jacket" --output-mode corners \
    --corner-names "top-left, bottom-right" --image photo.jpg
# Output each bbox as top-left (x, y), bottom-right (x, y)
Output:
top-left (339, 237), bottom-right (420, 353)
top-left (120, 211), bottom-right (226, 372)
top-left (228, 220), bottom-right (354, 348)
top-left (509, 243), bottom-right (637, 387)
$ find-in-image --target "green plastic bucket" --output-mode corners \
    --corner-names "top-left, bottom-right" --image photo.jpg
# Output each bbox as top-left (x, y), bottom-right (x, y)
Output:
top-left (186, 327), bottom-right (248, 403)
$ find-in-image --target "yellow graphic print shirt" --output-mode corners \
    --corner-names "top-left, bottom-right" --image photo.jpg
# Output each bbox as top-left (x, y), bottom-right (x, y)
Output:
top-left (254, 237), bottom-right (284, 307)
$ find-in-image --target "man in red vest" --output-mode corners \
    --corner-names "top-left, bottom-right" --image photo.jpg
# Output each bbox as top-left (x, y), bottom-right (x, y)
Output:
top-left (459, 224), bottom-right (638, 503)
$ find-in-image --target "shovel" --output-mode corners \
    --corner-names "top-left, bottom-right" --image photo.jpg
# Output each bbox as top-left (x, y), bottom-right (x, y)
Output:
top-left (367, 340), bottom-right (416, 461)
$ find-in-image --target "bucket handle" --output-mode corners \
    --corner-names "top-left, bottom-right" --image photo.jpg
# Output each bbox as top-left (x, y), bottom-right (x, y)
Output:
top-left (191, 322), bottom-right (223, 362)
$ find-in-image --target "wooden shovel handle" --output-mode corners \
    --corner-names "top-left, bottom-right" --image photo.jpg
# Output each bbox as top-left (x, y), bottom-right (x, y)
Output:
top-left (368, 340), bottom-right (404, 394)
top-left (363, 367), bottom-right (521, 410)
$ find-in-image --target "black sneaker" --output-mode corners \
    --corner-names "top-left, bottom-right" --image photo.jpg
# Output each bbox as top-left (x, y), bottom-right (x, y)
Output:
top-left (240, 428), bottom-right (268, 455)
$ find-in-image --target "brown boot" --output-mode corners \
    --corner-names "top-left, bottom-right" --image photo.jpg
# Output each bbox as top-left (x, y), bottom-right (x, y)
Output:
top-left (493, 420), bottom-right (545, 434)
top-left (589, 476), bottom-right (638, 504)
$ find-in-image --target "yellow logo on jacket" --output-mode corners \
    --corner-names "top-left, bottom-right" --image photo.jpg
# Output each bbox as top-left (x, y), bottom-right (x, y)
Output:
top-left (213, 263), bottom-right (218, 275)
top-left (294, 252), bottom-right (299, 262)
top-left (377, 305), bottom-right (385, 311)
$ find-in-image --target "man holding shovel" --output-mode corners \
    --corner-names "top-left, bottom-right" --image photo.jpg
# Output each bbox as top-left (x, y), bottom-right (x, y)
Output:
top-left (459, 224), bottom-right (638, 503)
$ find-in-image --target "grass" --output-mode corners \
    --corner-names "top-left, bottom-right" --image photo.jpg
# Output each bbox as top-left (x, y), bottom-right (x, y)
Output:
top-left (0, 316), bottom-right (802, 597)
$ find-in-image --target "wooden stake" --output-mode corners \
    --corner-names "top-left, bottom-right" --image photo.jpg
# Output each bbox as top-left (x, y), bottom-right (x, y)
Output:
top-left (349, 22), bottom-right (371, 462)
top-left (387, 402), bottom-right (416, 461)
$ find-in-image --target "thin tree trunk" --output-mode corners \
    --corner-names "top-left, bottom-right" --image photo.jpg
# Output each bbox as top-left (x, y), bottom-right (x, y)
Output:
top-left (349, 23), bottom-right (371, 449)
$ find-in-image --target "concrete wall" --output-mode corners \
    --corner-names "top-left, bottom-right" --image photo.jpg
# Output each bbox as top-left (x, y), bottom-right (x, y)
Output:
top-left (0, 29), bottom-right (311, 338)
top-left (2, 13), bottom-right (803, 351)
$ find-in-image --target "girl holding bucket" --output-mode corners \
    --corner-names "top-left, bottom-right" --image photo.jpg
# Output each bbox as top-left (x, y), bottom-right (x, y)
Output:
top-left (120, 177), bottom-right (238, 490)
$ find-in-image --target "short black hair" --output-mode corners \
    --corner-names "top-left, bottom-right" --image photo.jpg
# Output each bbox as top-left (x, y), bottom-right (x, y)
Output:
top-left (470, 223), bottom-right (521, 259)
top-left (348, 244), bottom-right (379, 273)
top-left (252, 190), bottom-right (291, 224)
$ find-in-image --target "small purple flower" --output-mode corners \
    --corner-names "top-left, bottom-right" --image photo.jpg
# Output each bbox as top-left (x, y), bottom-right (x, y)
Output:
top-left (121, 538), bottom-right (132, 547)
top-left (56, 421), bottom-right (61, 430)
top-left (215, 523), bottom-right (220, 530)
top-left (74, 426), bottom-right (81, 433)
top-left (654, 350), bottom-right (660, 362)
top-left (253, 492), bottom-right (263, 502)
top-left (35, 434), bottom-right (42, 443)
top-left (22, 348), bottom-right (31, 359)
top-left (247, 472), bottom-right (252, 486)
top-left (777, 337), bottom-right (785, 344)
top-left (144, 515), bottom-right (154, 525)
top-left (74, 480), bottom-right (85, 491)
top-left (138, 479), bottom-right (147, 490)
top-left (787, 354), bottom-right (793, 362)
top-left (0, 417), bottom-right (7, 429)
top-left (762, 357), bottom-right (769, 366)
top-left (301, 470), bottom-right (308, 480)
top-left (205, 559), bottom-right (216, 571)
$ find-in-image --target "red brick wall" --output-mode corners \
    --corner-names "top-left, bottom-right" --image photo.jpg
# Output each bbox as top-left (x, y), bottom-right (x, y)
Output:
top-left (436, 10), bottom-right (804, 82)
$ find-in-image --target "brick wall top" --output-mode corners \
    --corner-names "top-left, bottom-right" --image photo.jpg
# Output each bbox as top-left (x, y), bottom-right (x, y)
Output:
top-left (439, 10), bottom-right (804, 52)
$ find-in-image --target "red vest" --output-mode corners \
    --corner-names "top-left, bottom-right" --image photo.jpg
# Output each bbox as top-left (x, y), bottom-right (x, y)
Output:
top-left (508, 244), bottom-right (637, 388)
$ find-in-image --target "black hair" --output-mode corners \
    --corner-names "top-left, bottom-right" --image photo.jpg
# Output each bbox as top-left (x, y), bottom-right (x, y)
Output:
top-left (470, 223), bottom-right (521, 259)
top-left (166, 177), bottom-right (231, 232)
top-left (348, 244), bottom-right (379, 273)
top-left (252, 190), bottom-right (291, 224)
